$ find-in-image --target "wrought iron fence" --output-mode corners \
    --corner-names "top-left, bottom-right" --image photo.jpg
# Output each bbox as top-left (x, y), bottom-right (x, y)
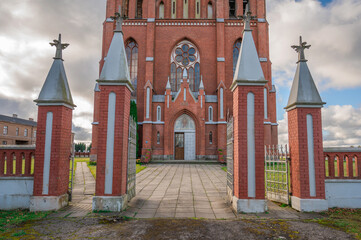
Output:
top-left (265, 145), bottom-right (290, 204)
top-left (226, 117), bottom-right (234, 195)
top-left (127, 117), bottom-right (137, 200)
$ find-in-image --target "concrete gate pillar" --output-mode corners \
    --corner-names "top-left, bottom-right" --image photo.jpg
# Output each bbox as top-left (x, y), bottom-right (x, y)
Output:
top-left (31, 34), bottom-right (76, 211)
top-left (285, 37), bottom-right (328, 212)
top-left (229, 7), bottom-right (267, 213)
top-left (92, 11), bottom-right (134, 212)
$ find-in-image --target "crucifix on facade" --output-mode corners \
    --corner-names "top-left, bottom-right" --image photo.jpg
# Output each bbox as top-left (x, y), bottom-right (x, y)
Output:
top-left (110, 6), bottom-right (124, 33)
top-left (291, 36), bottom-right (311, 62)
top-left (50, 34), bottom-right (69, 60)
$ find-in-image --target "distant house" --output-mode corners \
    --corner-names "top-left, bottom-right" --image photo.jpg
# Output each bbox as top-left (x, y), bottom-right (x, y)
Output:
top-left (0, 114), bottom-right (37, 145)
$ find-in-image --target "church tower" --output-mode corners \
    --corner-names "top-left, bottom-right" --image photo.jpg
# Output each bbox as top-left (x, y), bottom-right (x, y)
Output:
top-left (92, 0), bottom-right (278, 161)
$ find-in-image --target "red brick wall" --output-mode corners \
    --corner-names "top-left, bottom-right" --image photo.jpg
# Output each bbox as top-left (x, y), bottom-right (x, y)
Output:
top-left (95, 85), bottom-right (131, 196)
top-left (288, 108), bottom-right (325, 199)
top-left (33, 106), bottom-right (73, 196)
top-left (233, 85), bottom-right (265, 199)
top-left (324, 152), bottom-right (361, 179)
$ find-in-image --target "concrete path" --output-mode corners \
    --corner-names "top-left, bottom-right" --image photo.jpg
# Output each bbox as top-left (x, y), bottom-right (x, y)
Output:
top-left (121, 164), bottom-right (236, 219)
top-left (50, 162), bottom-right (95, 218)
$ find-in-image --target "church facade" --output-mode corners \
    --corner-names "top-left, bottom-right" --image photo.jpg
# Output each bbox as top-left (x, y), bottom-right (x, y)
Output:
top-left (92, 0), bottom-right (278, 161)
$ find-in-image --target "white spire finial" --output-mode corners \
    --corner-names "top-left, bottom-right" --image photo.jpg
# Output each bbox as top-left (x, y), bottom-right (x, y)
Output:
top-left (166, 76), bottom-right (171, 89)
top-left (199, 75), bottom-right (204, 90)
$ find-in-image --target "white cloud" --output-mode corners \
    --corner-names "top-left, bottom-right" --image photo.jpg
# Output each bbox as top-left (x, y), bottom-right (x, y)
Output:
top-left (277, 105), bottom-right (361, 147)
top-left (268, 0), bottom-right (361, 90)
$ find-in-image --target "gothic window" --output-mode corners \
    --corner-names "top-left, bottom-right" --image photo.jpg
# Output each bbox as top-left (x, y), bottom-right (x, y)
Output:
top-left (208, 106), bottom-right (213, 122)
top-left (159, 2), bottom-right (164, 18)
top-left (170, 40), bottom-right (200, 92)
top-left (229, 0), bottom-right (236, 18)
top-left (207, 2), bottom-right (213, 19)
top-left (209, 131), bottom-right (213, 144)
top-left (233, 39), bottom-right (242, 76)
top-left (243, 0), bottom-right (249, 14)
top-left (136, 0), bottom-right (143, 18)
top-left (183, 0), bottom-right (188, 18)
top-left (157, 131), bottom-right (160, 144)
top-left (195, 0), bottom-right (200, 18)
top-left (157, 106), bottom-right (161, 121)
top-left (172, 0), bottom-right (176, 18)
top-left (126, 40), bottom-right (138, 99)
top-left (122, 0), bottom-right (129, 17)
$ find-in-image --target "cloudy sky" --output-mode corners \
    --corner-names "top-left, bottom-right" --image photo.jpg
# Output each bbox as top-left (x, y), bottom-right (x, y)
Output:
top-left (0, 0), bottom-right (360, 147)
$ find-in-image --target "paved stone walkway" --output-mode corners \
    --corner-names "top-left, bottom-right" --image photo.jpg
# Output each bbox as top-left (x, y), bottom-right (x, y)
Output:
top-left (121, 164), bottom-right (236, 219)
top-left (50, 162), bottom-right (95, 218)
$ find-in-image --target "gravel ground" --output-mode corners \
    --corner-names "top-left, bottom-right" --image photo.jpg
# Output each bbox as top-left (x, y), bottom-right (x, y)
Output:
top-left (1, 216), bottom-right (355, 240)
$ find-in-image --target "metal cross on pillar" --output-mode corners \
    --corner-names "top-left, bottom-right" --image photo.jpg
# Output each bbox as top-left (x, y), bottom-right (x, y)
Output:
top-left (291, 36), bottom-right (311, 62)
top-left (50, 34), bottom-right (69, 60)
top-left (110, 6), bottom-right (124, 33)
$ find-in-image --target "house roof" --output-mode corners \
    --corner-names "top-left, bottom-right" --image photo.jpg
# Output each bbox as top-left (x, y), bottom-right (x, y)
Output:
top-left (0, 114), bottom-right (37, 127)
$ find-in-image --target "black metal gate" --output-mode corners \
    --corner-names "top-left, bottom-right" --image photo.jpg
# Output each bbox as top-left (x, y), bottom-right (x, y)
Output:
top-left (226, 117), bottom-right (234, 195)
top-left (127, 117), bottom-right (137, 200)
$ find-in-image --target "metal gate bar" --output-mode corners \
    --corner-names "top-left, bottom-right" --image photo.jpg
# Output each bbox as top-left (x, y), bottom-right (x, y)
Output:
top-left (265, 145), bottom-right (290, 204)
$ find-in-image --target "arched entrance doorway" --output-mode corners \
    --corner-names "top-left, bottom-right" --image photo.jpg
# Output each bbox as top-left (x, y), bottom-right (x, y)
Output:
top-left (174, 114), bottom-right (196, 160)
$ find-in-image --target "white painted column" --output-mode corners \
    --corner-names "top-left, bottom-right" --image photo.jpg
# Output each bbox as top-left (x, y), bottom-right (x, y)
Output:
top-left (264, 88), bottom-right (268, 119)
top-left (42, 112), bottom-right (53, 195)
top-left (146, 87), bottom-right (150, 119)
top-left (220, 88), bottom-right (224, 119)
top-left (247, 92), bottom-right (255, 198)
top-left (167, 95), bottom-right (169, 108)
top-left (306, 114), bottom-right (316, 197)
top-left (200, 95), bottom-right (203, 108)
top-left (105, 92), bottom-right (116, 194)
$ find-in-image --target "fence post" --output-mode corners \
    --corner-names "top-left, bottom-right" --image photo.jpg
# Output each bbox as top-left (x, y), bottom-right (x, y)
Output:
top-left (229, 11), bottom-right (267, 213)
top-left (92, 12), bottom-right (134, 212)
top-left (30, 34), bottom-right (76, 211)
top-left (285, 36), bottom-right (328, 212)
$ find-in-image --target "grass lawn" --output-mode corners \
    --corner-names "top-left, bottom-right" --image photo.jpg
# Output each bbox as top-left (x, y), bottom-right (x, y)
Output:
top-left (72, 157), bottom-right (146, 179)
top-left (221, 166), bottom-right (227, 172)
top-left (312, 208), bottom-right (361, 239)
top-left (0, 209), bottom-right (50, 237)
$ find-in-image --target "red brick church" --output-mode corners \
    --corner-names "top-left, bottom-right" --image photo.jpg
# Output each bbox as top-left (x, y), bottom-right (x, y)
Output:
top-left (91, 0), bottom-right (278, 161)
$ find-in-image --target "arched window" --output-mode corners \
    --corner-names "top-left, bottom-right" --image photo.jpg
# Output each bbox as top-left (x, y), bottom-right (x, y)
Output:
top-left (233, 39), bottom-right (242, 76)
top-left (208, 106), bottom-right (213, 122)
top-left (207, 2), bottom-right (213, 19)
top-left (195, 0), bottom-right (200, 18)
top-left (170, 40), bottom-right (200, 92)
top-left (157, 131), bottom-right (160, 144)
top-left (209, 131), bottom-right (213, 144)
top-left (157, 106), bottom-right (161, 121)
top-left (183, 0), bottom-right (188, 18)
top-left (136, 0), bottom-right (143, 18)
top-left (125, 40), bottom-right (138, 99)
top-left (159, 2), bottom-right (164, 19)
top-left (171, 0), bottom-right (176, 19)
top-left (229, 0), bottom-right (236, 18)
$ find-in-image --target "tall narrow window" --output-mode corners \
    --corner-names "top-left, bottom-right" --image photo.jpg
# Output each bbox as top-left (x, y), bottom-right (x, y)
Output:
top-left (122, 0), bottom-right (129, 17)
top-left (157, 132), bottom-right (160, 144)
top-left (34, 130), bottom-right (37, 138)
top-left (159, 2), bottom-right (164, 19)
top-left (233, 39), bottom-right (242, 76)
top-left (171, 63), bottom-right (177, 92)
top-left (243, 0), bottom-right (249, 14)
top-left (24, 129), bottom-right (28, 137)
top-left (16, 127), bottom-right (19, 136)
top-left (126, 40), bottom-right (138, 100)
top-left (195, 0), bottom-right (200, 18)
top-left (170, 40), bottom-right (200, 92)
top-left (209, 131), bottom-right (213, 144)
top-left (136, 0), bottom-right (143, 18)
top-left (207, 2), bottom-right (213, 19)
top-left (172, 0), bottom-right (176, 18)
top-left (183, 0), bottom-right (188, 18)
top-left (157, 106), bottom-right (161, 121)
top-left (229, 0), bottom-right (236, 18)
top-left (3, 126), bottom-right (8, 135)
top-left (209, 106), bottom-right (213, 122)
